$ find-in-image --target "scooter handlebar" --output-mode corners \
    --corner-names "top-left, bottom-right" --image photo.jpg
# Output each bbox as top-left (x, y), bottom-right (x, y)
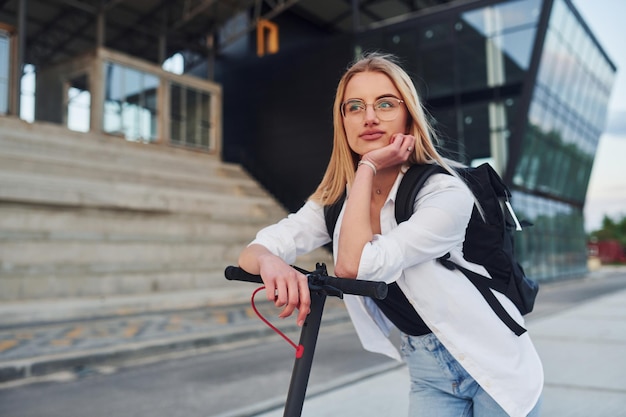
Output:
top-left (224, 265), bottom-right (387, 300)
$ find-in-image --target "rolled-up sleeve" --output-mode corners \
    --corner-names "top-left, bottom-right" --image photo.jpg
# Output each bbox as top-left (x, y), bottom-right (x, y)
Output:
top-left (250, 200), bottom-right (331, 264)
top-left (357, 174), bottom-right (474, 283)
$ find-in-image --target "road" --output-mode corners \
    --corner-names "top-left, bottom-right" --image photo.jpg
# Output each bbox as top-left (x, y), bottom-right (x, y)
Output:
top-left (0, 267), bottom-right (625, 417)
top-left (0, 320), bottom-right (391, 417)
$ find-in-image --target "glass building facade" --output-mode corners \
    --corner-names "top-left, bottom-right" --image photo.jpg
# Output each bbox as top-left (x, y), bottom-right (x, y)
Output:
top-left (190, 0), bottom-right (618, 283)
top-left (512, 0), bottom-right (615, 279)
top-left (354, 0), bottom-right (615, 281)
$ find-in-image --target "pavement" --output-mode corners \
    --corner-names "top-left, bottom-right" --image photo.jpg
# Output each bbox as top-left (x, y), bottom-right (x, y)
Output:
top-left (1, 266), bottom-right (626, 417)
top-left (252, 266), bottom-right (626, 417)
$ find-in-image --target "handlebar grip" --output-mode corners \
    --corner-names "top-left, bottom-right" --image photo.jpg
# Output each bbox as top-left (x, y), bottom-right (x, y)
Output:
top-left (224, 266), bottom-right (388, 300)
top-left (224, 265), bottom-right (263, 284)
top-left (322, 275), bottom-right (388, 300)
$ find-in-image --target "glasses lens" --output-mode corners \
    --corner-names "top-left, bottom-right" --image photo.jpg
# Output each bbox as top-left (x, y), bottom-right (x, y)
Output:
top-left (342, 100), bottom-right (366, 117)
top-left (374, 98), bottom-right (401, 121)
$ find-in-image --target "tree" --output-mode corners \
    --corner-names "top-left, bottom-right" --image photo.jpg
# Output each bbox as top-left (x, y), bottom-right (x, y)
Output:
top-left (589, 214), bottom-right (626, 249)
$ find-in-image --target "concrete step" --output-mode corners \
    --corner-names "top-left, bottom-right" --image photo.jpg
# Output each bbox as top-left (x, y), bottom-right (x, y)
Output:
top-left (0, 269), bottom-right (229, 300)
top-left (0, 151), bottom-right (270, 199)
top-left (0, 286), bottom-right (254, 327)
top-left (0, 117), bottom-right (236, 174)
top-left (0, 170), bottom-right (284, 219)
top-left (0, 247), bottom-right (333, 301)
top-left (1, 239), bottom-right (243, 266)
top-left (0, 207), bottom-right (269, 242)
top-left (0, 132), bottom-right (240, 174)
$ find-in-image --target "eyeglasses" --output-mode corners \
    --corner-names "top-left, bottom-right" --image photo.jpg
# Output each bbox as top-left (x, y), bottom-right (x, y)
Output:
top-left (341, 97), bottom-right (405, 121)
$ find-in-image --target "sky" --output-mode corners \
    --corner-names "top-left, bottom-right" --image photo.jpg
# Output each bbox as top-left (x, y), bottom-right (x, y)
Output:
top-left (572, 0), bottom-right (626, 231)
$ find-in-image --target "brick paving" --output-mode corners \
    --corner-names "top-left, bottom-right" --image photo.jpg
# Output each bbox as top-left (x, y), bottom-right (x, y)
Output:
top-left (0, 295), bottom-right (348, 382)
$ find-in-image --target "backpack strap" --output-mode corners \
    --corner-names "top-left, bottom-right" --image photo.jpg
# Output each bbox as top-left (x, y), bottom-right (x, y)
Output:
top-left (395, 164), bottom-right (447, 223)
top-left (324, 163), bottom-right (440, 242)
top-left (439, 254), bottom-right (527, 336)
top-left (324, 191), bottom-right (346, 241)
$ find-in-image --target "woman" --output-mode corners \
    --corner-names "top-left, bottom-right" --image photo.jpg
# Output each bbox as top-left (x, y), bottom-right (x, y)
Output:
top-left (238, 52), bottom-right (543, 417)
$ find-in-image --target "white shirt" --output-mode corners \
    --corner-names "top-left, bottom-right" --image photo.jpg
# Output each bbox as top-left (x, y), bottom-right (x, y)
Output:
top-left (250, 169), bottom-right (543, 417)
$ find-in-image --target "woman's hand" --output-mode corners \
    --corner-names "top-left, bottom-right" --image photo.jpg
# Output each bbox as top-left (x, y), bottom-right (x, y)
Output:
top-left (258, 253), bottom-right (311, 326)
top-left (362, 133), bottom-right (416, 170)
top-left (239, 244), bottom-right (311, 326)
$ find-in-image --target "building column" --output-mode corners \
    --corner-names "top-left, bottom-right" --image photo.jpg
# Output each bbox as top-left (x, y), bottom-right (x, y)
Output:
top-left (484, 6), bottom-right (508, 175)
top-left (96, 1), bottom-right (105, 47)
top-left (90, 49), bottom-right (105, 134)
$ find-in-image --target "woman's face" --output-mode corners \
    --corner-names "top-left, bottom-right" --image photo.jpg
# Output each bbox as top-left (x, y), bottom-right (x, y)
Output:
top-left (342, 71), bottom-right (409, 156)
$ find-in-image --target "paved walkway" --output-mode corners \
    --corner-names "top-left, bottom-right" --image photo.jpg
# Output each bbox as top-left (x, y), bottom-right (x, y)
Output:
top-left (254, 270), bottom-right (626, 417)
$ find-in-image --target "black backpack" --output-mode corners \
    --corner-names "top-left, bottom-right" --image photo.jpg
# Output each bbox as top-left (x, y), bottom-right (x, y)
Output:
top-left (324, 163), bottom-right (539, 336)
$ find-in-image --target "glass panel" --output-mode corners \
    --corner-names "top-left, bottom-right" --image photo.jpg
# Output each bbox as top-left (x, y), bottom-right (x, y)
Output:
top-left (462, 0), bottom-right (541, 37)
top-left (104, 63), bottom-right (124, 134)
top-left (19, 65), bottom-right (36, 122)
top-left (124, 68), bottom-right (142, 106)
top-left (199, 92), bottom-right (211, 148)
top-left (421, 21), bottom-right (450, 46)
top-left (461, 102), bottom-right (490, 162)
top-left (458, 37), bottom-right (487, 91)
top-left (420, 48), bottom-right (455, 97)
top-left (144, 73), bottom-right (158, 141)
top-left (562, 53), bottom-right (581, 104)
top-left (384, 30), bottom-right (418, 70)
top-left (499, 26), bottom-right (536, 73)
top-left (103, 63), bottom-right (159, 142)
top-left (0, 32), bottom-right (8, 114)
top-left (170, 83), bottom-right (182, 143)
top-left (549, 0), bottom-right (567, 31)
top-left (558, 6), bottom-right (575, 49)
top-left (0, 80), bottom-right (7, 115)
top-left (186, 88), bottom-right (197, 146)
top-left (535, 141), bottom-right (558, 193)
top-left (504, 97), bottom-right (519, 131)
top-left (511, 191), bottom-right (587, 280)
top-left (67, 74), bottom-right (90, 133)
top-left (430, 107), bottom-right (459, 159)
top-left (122, 67), bottom-right (142, 141)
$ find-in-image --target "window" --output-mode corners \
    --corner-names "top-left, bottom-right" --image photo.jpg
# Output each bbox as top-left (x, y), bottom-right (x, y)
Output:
top-left (169, 82), bottom-right (213, 151)
top-left (103, 62), bottom-right (158, 142)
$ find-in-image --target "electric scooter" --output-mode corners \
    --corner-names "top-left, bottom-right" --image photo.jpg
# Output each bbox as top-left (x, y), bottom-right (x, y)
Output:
top-left (225, 263), bottom-right (388, 417)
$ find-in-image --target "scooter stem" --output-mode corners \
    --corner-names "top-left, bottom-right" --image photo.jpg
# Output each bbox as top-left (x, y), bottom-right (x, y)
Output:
top-left (283, 291), bottom-right (326, 417)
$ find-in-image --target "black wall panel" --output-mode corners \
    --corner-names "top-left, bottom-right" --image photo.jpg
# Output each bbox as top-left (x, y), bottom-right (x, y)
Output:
top-left (218, 34), bottom-right (354, 212)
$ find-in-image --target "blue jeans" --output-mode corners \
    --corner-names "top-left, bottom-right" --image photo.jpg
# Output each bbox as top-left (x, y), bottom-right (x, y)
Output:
top-left (400, 333), bottom-right (542, 417)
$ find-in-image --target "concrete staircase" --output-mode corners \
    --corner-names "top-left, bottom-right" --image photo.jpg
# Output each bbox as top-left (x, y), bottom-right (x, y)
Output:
top-left (0, 117), bottom-right (332, 325)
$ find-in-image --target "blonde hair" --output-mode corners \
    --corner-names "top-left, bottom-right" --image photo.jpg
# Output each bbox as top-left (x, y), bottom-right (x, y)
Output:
top-left (310, 52), bottom-right (458, 205)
